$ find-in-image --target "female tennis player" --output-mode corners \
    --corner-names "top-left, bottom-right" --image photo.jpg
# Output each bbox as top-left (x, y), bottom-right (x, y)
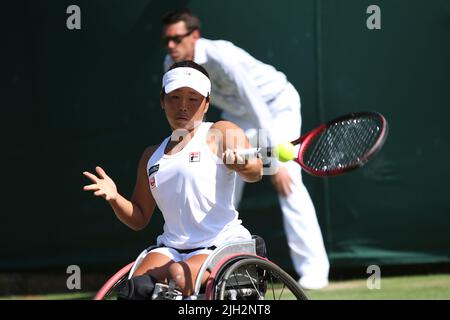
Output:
top-left (83, 60), bottom-right (262, 299)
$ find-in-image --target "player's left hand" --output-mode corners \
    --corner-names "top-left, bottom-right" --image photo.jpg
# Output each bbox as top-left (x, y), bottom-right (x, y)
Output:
top-left (83, 166), bottom-right (118, 202)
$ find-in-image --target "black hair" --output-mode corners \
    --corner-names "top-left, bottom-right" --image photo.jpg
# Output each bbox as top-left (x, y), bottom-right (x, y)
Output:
top-left (161, 8), bottom-right (201, 33)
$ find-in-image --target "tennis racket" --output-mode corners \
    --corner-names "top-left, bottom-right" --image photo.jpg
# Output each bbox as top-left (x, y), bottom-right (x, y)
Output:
top-left (238, 111), bottom-right (388, 177)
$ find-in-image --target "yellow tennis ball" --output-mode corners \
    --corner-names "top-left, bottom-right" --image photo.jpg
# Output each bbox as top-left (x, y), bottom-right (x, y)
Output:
top-left (275, 142), bottom-right (295, 162)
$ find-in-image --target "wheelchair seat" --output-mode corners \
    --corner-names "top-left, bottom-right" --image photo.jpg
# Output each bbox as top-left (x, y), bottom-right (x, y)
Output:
top-left (94, 234), bottom-right (307, 300)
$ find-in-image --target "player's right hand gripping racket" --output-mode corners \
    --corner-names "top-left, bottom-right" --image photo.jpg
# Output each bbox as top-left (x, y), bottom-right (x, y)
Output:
top-left (238, 112), bottom-right (388, 177)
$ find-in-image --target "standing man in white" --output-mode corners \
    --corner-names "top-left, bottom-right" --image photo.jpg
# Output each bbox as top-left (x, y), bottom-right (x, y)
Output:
top-left (160, 8), bottom-right (329, 289)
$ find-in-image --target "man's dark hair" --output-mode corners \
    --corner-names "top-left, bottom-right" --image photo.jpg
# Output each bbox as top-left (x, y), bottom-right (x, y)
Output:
top-left (168, 60), bottom-right (209, 79)
top-left (161, 8), bottom-right (201, 32)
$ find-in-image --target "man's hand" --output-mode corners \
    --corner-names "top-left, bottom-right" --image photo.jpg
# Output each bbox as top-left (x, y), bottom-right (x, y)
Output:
top-left (83, 166), bottom-right (118, 202)
top-left (271, 166), bottom-right (293, 197)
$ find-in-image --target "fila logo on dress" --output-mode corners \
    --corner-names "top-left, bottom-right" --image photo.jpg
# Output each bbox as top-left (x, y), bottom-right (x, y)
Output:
top-left (189, 152), bottom-right (200, 162)
top-left (148, 164), bottom-right (159, 189)
top-left (149, 176), bottom-right (157, 189)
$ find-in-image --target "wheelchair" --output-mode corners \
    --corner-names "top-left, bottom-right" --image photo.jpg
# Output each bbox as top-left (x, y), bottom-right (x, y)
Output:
top-left (94, 236), bottom-right (308, 300)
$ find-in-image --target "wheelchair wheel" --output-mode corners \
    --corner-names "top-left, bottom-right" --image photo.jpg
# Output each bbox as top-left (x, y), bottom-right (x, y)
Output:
top-left (205, 253), bottom-right (258, 300)
top-left (93, 262), bottom-right (133, 300)
top-left (213, 257), bottom-right (308, 300)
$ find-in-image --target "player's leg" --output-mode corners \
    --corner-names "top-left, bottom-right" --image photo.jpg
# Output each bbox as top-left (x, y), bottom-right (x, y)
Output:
top-left (167, 252), bottom-right (211, 296)
top-left (115, 248), bottom-right (177, 299)
top-left (132, 249), bottom-right (176, 280)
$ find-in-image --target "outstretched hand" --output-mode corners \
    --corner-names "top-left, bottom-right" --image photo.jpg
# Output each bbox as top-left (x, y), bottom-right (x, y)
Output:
top-left (83, 166), bottom-right (118, 202)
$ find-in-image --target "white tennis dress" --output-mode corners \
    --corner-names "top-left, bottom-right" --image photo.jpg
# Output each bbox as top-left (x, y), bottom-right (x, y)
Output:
top-left (146, 122), bottom-right (251, 250)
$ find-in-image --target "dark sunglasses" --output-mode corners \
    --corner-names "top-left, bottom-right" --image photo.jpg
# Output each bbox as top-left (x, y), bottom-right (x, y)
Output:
top-left (161, 30), bottom-right (195, 45)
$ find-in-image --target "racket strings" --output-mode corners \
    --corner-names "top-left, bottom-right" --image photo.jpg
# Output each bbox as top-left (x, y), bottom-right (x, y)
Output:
top-left (305, 117), bottom-right (381, 172)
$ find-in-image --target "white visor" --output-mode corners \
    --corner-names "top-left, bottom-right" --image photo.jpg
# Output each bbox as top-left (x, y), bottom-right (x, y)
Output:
top-left (162, 67), bottom-right (211, 97)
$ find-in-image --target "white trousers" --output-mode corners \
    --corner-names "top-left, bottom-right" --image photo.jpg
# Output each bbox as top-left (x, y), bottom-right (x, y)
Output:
top-left (222, 83), bottom-right (330, 281)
